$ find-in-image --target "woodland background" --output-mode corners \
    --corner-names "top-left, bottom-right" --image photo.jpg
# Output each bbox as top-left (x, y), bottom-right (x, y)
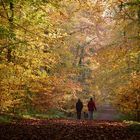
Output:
top-left (0, 0), bottom-right (139, 121)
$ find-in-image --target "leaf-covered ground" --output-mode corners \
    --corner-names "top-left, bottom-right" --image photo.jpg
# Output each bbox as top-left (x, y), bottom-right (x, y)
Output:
top-left (0, 119), bottom-right (140, 140)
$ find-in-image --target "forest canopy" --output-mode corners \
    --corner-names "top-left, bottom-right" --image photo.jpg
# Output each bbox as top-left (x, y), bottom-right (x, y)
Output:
top-left (0, 0), bottom-right (139, 120)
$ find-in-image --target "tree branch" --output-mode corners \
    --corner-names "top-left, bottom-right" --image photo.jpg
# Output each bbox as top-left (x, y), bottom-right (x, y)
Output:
top-left (1, 0), bottom-right (9, 20)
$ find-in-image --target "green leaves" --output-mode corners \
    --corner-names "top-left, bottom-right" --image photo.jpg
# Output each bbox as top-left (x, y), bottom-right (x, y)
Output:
top-left (0, 25), bottom-right (15, 39)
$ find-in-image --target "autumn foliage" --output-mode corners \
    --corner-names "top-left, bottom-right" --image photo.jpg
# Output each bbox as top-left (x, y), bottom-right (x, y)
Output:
top-left (0, 0), bottom-right (139, 121)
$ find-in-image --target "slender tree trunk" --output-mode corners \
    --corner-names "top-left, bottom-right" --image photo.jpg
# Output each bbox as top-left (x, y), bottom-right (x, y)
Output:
top-left (136, 93), bottom-right (140, 121)
top-left (78, 45), bottom-right (85, 66)
top-left (7, 2), bottom-right (14, 62)
top-left (1, 0), bottom-right (14, 62)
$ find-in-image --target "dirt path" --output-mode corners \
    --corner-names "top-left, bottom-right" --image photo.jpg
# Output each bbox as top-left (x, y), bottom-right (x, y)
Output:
top-left (96, 104), bottom-right (118, 120)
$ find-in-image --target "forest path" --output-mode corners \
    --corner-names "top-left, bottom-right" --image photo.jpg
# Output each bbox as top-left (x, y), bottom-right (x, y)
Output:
top-left (96, 104), bottom-right (118, 120)
top-left (0, 119), bottom-right (139, 140)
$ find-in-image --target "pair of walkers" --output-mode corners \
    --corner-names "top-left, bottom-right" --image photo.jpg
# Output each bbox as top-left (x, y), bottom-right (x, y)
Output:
top-left (76, 98), bottom-right (97, 120)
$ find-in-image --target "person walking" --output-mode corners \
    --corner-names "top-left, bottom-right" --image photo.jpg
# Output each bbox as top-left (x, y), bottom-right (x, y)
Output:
top-left (87, 98), bottom-right (97, 120)
top-left (76, 99), bottom-right (83, 119)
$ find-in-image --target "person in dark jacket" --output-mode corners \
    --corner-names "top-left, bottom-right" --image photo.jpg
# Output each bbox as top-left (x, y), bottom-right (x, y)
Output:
top-left (76, 99), bottom-right (83, 119)
top-left (87, 98), bottom-right (97, 120)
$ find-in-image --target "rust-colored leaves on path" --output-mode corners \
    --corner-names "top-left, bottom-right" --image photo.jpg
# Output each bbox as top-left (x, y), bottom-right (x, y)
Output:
top-left (0, 119), bottom-right (140, 140)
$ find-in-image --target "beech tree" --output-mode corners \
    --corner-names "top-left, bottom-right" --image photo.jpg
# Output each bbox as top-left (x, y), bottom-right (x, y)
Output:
top-left (0, 0), bottom-right (139, 120)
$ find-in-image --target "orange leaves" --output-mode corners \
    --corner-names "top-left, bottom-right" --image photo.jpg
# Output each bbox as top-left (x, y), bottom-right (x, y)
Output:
top-left (0, 119), bottom-right (139, 140)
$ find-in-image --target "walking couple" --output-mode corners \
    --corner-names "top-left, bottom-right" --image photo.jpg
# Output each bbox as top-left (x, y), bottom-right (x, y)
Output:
top-left (76, 98), bottom-right (97, 120)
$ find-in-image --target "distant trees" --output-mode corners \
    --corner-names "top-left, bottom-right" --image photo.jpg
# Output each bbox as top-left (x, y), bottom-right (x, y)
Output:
top-left (0, 0), bottom-right (98, 114)
top-left (91, 0), bottom-right (140, 120)
top-left (0, 0), bottom-right (139, 120)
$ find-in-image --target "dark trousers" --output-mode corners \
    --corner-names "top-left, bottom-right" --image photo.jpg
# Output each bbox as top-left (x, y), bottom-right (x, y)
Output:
top-left (77, 111), bottom-right (81, 119)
